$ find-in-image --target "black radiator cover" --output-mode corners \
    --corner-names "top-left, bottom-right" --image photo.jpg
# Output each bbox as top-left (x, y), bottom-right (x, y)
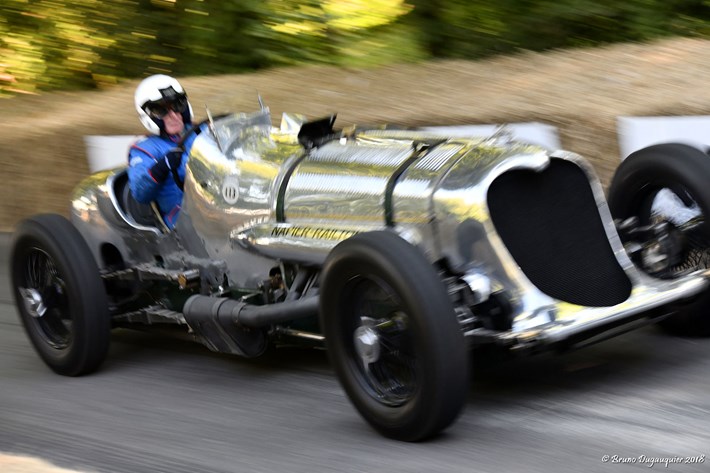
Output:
top-left (487, 159), bottom-right (631, 307)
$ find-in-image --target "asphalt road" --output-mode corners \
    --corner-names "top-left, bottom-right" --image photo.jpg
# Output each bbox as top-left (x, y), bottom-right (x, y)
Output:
top-left (1, 232), bottom-right (710, 473)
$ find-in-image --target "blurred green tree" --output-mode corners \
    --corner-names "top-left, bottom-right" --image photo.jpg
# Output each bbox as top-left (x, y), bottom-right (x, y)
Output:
top-left (0, 0), bottom-right (709, 96)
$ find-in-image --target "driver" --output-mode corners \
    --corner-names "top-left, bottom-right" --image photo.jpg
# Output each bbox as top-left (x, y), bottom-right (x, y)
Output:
top-left (128, 74), bottom-right (199, 229)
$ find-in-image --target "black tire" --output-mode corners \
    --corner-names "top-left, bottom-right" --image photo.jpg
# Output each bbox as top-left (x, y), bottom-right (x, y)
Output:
top-left (320, 231), bottom-right (468, 441)
top-left (608, 143), bottom-right (710, 336)
top-left (10, 214), bottom-right (111, 375)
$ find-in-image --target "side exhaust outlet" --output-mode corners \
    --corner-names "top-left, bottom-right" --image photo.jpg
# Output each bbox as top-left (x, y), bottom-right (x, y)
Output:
top-left (181, 295), bottom-right (319, 357)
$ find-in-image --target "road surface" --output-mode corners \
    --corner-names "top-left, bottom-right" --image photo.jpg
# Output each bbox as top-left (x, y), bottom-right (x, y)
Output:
top-left (1, 232), bottom-right (709, 472)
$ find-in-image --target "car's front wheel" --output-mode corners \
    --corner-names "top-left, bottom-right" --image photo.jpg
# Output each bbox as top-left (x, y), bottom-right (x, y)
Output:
top-left (10, 214), bottom-right (111, 375)
top-left (608, 143), bottom-right (710, 336)
top-left (320, 231), bottom-right (468, 441)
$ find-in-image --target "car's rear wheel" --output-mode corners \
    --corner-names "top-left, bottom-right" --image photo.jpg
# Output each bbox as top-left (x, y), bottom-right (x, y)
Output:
top-left (320, 231), bottom-right (468, 441)
top-left (608, 143), bottom-right (710, 336)
top-left (10, 214), bottom-right (111, 375)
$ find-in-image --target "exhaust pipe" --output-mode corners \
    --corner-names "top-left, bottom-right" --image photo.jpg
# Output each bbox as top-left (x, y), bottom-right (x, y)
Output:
top-left (183, 294), bottom-right (319, 327)
top-left (181, 295), bottom-right (320, 357)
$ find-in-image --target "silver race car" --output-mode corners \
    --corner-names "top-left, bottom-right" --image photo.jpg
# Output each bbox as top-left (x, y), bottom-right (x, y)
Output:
top-left (10, 105), bottom-right (710, 441)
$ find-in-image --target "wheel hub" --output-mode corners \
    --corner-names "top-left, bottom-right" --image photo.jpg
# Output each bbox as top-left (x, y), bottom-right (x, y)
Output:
top-left (354, 325), bottom-right (380, 365)
top-left (19, 287), bottom-right (47, 318)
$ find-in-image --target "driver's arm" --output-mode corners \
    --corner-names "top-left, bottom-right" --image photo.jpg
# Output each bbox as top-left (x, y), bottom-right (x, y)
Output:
top-left (127, 144), bottom-right (166, 204)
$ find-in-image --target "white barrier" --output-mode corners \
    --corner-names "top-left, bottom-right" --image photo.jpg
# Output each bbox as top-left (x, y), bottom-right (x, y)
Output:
top-left (85, 124), bottom-right (560, 174)
top-left (422, 122), bottom-right (560, 150)
top-left (86, 117), bottom-right (710, 172)
top-left (617, 116), bottom-right (710, 159)
top-left (84, 135), bottom-right (141, 173)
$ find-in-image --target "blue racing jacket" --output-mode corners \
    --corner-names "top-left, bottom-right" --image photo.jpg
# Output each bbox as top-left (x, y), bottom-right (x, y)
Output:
top-left (127, 127), bottom-right (201, 229)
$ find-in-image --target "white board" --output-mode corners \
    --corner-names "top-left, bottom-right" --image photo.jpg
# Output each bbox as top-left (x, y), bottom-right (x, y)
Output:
top-left (421, 122), bottom-right (560, 150)
top-left (84, 135), bottom-right (141, 173)
top-left (85, 123), bottom-right (560, 174)
top-left (617, 116), bottom-right (710, 159)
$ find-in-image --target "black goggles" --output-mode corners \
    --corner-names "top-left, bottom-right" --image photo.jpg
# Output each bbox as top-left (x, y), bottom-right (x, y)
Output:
top-left (143, 96), bottom-right (189, 119)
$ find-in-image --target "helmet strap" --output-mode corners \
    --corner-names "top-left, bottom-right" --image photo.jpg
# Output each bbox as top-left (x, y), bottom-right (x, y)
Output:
top-left (150, 116), bottom-right (167, 136)
top-left (182, 109), bottom-right (192, 126)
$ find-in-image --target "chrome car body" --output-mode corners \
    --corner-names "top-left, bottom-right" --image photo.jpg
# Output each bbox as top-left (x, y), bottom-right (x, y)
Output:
top-left (69, 108), bottom-right (709, 353)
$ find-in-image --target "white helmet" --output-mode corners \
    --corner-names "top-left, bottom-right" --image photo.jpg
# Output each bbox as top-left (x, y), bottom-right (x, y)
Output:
top-left (134, 74), bottom-right (193, 135)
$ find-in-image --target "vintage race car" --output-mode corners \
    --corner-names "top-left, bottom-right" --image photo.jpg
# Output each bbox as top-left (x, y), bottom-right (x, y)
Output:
top-left (9, 105), bottom-right (710, 441)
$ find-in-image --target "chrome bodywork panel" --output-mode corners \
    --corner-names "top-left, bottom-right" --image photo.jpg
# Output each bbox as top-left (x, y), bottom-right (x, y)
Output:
top-left (284, 140), bottom-right (415, 225)
top-left (71, 170), bottom-right (169, 266)
top-left (69, 109), bottom-right (710, 348)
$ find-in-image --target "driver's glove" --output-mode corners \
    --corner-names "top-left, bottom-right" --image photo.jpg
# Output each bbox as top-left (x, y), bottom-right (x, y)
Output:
top-left (149, 148), bottom-right (183, 183)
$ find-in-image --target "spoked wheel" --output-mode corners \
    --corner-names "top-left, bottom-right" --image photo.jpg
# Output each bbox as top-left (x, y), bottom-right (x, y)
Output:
top-left (11, 214), bottom-right (110, 375)
top-left (648, 190), bottom-right (708, 276)
top-left (344, 277), bottom-right (418, 408)
top-left (608, 143), bottom-right (710, 336)
top-left (320, 231), bottom-right (468, 441)
top-left (18, 248), bottom-right (73, 349)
